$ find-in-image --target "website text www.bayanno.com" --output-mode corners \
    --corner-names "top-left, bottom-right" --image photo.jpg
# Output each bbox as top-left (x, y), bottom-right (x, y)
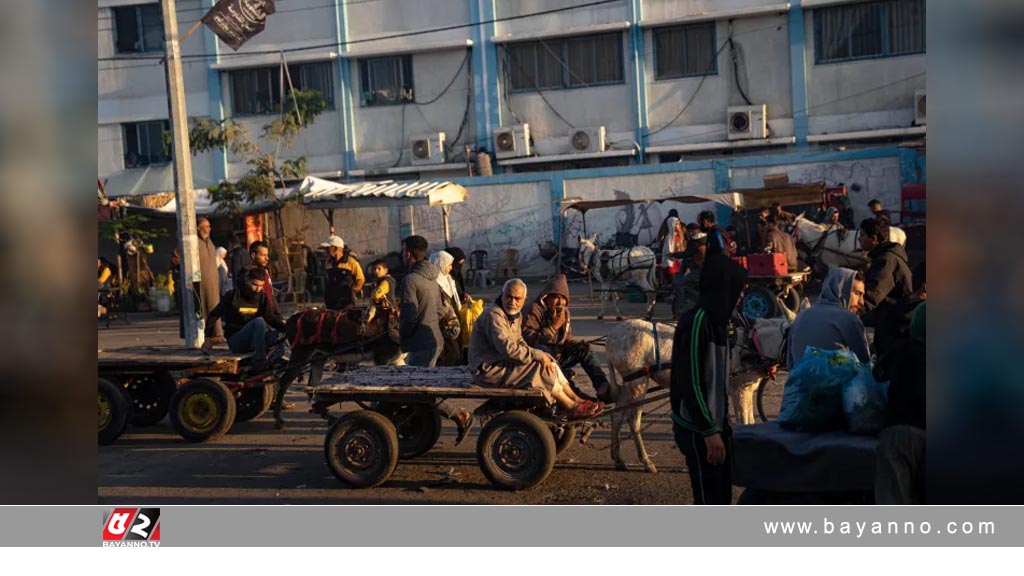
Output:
top-left (764, 518), bottom-right (996, 539)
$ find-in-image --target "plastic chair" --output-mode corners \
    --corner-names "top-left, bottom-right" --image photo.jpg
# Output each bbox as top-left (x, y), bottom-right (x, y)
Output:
top-left (466, 250), bottom-right (490, 288)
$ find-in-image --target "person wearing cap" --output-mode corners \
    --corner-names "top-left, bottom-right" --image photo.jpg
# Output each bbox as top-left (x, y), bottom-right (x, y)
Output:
top-left (322, 235), bottom-right (365, 310)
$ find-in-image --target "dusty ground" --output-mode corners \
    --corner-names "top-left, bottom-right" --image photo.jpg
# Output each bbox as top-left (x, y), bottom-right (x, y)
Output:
top-left (98, 281), bottom-right (785, 505)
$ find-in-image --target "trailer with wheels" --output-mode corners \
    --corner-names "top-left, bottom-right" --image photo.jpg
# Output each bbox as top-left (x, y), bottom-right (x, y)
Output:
top-left (98, 346), bottom-right (276, 445)
top-left (740, 270), bottom-right (808, 322)
top-left (305, 365), bottom-right (588, 492)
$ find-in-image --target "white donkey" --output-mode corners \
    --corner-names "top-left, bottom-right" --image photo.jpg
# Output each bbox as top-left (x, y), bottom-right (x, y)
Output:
top-left (577, 236), bottom-right (657, 321)
top-left (793, 215), bottom-right (868, 272)
top-left (604, 311), bottom-right (798, 473)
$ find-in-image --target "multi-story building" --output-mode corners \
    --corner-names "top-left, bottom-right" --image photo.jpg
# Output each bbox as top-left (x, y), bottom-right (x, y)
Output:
top-left (99, 0), bottom-right (926, 275)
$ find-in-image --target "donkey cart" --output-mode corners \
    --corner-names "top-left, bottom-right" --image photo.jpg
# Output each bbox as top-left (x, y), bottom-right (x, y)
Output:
top-left (98, 346), bottom-right (278, 445)
top-left (305, 365), bottom-right (629, 492)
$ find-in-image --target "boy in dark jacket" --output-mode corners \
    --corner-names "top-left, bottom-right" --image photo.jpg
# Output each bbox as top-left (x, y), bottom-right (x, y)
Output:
top-left (859, 218), bottom-right (914, 355)
top-left (670, 253), bottom-right (748, 504)
top-left (522, 274), bottom-right (617, 403)
top-left (201, 267), bottom-right (286, 372)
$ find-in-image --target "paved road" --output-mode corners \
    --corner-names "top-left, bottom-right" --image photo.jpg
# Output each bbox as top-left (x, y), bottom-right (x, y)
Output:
top-left (98, 281), bottom-right (784, 504)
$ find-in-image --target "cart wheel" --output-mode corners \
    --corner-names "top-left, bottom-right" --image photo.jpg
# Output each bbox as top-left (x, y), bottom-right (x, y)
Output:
top-left (99, 377), bottom-right (131, 445)
top-left (553, 424), bottom-right (577, 457)
top-left (324, 410), bottom-right (399, 489)
top-left (376, 403), bottom-right (443, 460)
top-left (477, 411), bottom-right (556, 491)
top-left (234, 384), bottom-right (274, 422)
top-left (741, 285), bottom-right (778, 321)
top-left (169, 378), bottom-right (237, 442)
top-left (127, 372), bottom-right (177, 427)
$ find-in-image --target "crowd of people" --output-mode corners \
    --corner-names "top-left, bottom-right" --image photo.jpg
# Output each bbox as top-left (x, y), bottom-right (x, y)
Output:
top-left (174, 197), bottom-right (924, 505)
top-left (658, 198), bottom-right (925, 505)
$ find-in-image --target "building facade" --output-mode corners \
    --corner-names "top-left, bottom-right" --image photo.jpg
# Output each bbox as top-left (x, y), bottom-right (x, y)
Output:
top-left (99, 0), bottom-right (926, 275)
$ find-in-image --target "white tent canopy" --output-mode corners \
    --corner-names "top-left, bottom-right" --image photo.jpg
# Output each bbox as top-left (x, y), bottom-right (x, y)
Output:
top-left (296, 176), bottom-right (468, 209)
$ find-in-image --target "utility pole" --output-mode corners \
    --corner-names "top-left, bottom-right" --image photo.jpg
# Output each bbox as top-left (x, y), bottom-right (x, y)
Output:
top-left (161, 0), bottom-right (201, 348)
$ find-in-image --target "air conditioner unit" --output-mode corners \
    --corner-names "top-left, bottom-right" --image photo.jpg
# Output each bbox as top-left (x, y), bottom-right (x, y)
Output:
top-left (410, 132), bottom-right (446, 166)
top-left (727, 104), bottom-right (768, 141)
top-left (569, 126), bottom-right (606, 154)
top-left (494, 124), bottom-right (531, 160)
top-left (914, 90), bottom-right (926, 125)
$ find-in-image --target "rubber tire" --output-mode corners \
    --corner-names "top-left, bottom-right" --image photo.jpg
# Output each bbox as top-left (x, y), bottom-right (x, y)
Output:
top-left (477, 410), bottom-right (556, 491)
top-left (376, 403), bottom-right (443, 460)
top-left (553, 424), bottom-right (577, 457)
top-left (781, 285), bottom-right (800, 313)
top-left (756, 377), bottom-right (770, 423)
top-left (234, 384), bottom-right (274, 422)
top-left (127, 372), bottom-right (177, 427)
top-left (741, 285), bottom-right (779, 321)
top-left (169, 378), bottom-right (237, 443)
top-left (324, 410), bottom-right (400, 489)
top-left (99, 377), bottom-right (131, 445)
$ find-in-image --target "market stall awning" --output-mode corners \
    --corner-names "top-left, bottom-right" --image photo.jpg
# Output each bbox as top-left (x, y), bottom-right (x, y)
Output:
top-left (297, 176), bottom-right (468, 209)
top-left (559, 192), bottom-right (743, 215)
top-left (123, 187), bottom-right (293, 217)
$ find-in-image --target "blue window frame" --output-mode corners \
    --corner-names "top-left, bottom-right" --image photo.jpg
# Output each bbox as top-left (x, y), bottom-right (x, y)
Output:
top-left (506, 32), bottom-right (624, 92)
top-left (814, 0), bottom-right (926, 64)
top-left (122, 120), bottom-right (170, 169)
top-left (653, 22), bottom-right (718, 80)
top-left (229, 62), bottom-right (335, 117)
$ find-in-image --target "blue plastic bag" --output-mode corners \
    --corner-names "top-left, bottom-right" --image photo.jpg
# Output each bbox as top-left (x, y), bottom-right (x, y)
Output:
top-left (843, 368), bottom-right (889, 435)
top-left (778, 347), bottom-right (859, 432)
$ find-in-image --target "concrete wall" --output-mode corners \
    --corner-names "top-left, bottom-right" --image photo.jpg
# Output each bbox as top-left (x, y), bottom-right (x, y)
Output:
top-left (803, 8), bottom-right (926, 135)
top-left (563, 170), bottom-right (717, 247)
top-left (412, 181), bottom-right (555, 277)
top-left (643, 0), bottom-right (785, 21)
top-left (645, 14), bottom-right (791, 146)
top-left (347, 0), bottom-right (472, 45)
top-left (353, 49), bottom-right (476, 169)
top-left (495, 0), bottom-right (630, 37)
top-left (731, 155), bottom-right (903, 224)
top-left (224, 107), bottom-right (346, 179)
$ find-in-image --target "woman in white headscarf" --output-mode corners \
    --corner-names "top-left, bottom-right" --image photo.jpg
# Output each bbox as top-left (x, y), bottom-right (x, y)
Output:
top-left (429, 250), bottom-right (465, 366)
top-left (661, 217), bottom-right (686, 283)
top-left (216, 246), bottom-right (231, 296)
top-left (429, 250), bottom-right (461, 312)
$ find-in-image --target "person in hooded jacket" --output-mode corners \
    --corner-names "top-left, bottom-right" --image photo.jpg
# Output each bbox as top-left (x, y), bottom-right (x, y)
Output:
top-left (858, 218), bottom-right (914, 355)
top-left (670, 253), bottom-right (748, 504)
top-left (399, 236), bottom-right (474, 443)
top-left (786, 267), bottom-right (871, 368)
top-left (522, 274), bottom-right (617, 404)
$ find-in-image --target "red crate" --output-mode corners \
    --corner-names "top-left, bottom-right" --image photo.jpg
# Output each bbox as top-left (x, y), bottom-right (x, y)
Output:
top-left (731, 256), bottom-right (748, 269)
top-left (748, 253), bottom-right (788, 277)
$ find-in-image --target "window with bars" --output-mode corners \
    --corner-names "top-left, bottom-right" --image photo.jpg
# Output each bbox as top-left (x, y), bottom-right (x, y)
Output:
top-left (112, 3), bottom-right (164, 53)
top-left (122, 120), bottom-right (170, 169)
top-left (653, 22), bottom-right (718, 80)
top-left (814, 0), bottom-right (926, 64)
top-left (229, 62), bottom-right (335, 116)
top-left (506, 32), bottom-right (624, 92)
top-left (359, 55), bottom-right (415, 106)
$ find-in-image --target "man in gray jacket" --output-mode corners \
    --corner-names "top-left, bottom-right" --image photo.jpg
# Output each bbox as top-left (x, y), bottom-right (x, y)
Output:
top-left (786, 267), bottom-right (871, 369)
top-left (398, 235), bottom-right (473, 443)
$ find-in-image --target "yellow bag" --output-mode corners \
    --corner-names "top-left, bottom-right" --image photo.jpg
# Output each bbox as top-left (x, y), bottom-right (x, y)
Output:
top-left (458, 298), bottom-right (485, 350)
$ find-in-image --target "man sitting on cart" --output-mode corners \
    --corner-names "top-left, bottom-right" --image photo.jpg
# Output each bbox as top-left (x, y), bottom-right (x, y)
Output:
top-left (201, 267), bottom-right (286, 373)
top-left (469, 279), bottom-right (604, 420)
top-left (522, 273), bottom-right (618, 404)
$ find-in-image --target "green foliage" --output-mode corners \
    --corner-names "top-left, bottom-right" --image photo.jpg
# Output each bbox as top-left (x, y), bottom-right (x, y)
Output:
top-left (99, 213), bottom-right (164, 242)
top-left (186, 88), bottom-right (328, 217)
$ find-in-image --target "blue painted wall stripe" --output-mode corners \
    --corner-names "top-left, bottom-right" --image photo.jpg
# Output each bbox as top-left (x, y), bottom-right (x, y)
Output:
top-left (789, 2), bottom-right (810, 147)
top-left (470, 0), bottom-right (501, 161)
top-left (629, 1), bottom-right (648, 163)
top-left (335, 0), bottom-right (357, 177)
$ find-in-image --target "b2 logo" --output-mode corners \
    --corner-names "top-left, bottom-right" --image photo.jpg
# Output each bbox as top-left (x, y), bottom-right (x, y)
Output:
top-left (103, 508), bottom-right (161, 543)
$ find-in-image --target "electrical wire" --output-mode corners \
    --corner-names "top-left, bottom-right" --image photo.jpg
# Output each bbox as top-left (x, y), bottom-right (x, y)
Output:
top-left (97, 0), bottom-right (623, 63)
top-left (645, 34), bottom-right (731, 138)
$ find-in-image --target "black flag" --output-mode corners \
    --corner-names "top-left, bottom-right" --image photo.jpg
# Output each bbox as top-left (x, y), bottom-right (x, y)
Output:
top-left (201, 0), bottom-right (276, 51)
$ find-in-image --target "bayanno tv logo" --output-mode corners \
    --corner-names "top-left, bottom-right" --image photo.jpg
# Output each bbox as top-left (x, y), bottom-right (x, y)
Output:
top-left (102, 508), bottom-right (161, 547)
